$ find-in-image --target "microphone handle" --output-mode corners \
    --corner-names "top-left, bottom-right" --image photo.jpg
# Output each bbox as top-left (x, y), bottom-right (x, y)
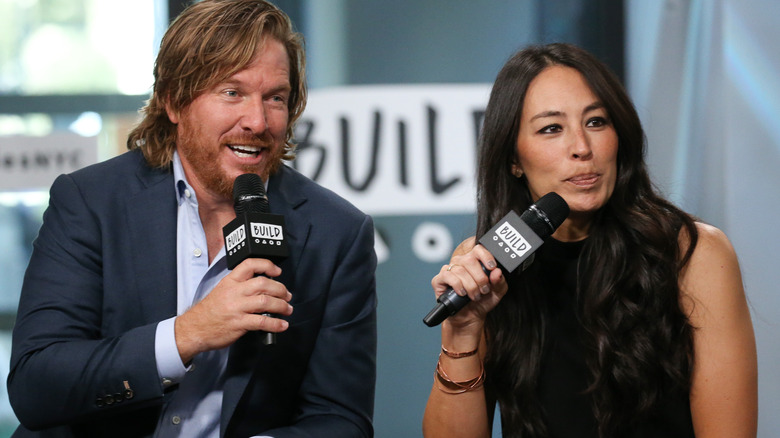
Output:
top-left (260, 318), bottom-right (276, 345)
top-left (255, 274), bottom-right (276, 346)
top-left (423, 263), bottom-right (491, 327)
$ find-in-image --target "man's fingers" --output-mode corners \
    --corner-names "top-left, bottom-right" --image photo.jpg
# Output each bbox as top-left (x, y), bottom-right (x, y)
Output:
top-left (251, 313), bottom-right (290, 333)
top-left (230, 258), bottom-right (282, 280)
top-left (248, 294), bottom-right (294, 316)
top-left (243, 276), bottom-right (291, 302)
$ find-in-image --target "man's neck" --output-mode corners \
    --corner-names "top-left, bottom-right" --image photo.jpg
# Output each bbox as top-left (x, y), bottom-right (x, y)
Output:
top-left (199, 204), bottom-right (234, 265)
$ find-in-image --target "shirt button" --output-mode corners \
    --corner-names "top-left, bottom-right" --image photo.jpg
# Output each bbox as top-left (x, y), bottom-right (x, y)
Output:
top-left (172, 415), bottom-right (181, 425)
top-left (162, 378), bottom-right (173, 387)
top-left (193, 248), bottom-right (202, 257)
top-left (184, 189), bottom-right (192, 198)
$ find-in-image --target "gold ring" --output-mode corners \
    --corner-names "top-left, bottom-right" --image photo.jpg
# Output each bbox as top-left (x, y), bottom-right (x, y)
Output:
top-left (446, 264), bottom-right (458, 272)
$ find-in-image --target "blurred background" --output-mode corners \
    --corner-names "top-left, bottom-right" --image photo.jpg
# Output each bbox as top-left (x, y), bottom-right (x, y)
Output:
top-left (1, 0), bottom-right (778, 436)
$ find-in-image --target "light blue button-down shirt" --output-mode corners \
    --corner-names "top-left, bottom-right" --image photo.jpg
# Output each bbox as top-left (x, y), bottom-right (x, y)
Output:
top-left (152, 153), bottom-right (272, 438)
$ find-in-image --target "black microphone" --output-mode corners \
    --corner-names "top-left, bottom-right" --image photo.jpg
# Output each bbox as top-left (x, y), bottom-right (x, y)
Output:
top-left (423, 192), bottom-right (569, 327)
top-left (222, 173), bottom-right (289, 345)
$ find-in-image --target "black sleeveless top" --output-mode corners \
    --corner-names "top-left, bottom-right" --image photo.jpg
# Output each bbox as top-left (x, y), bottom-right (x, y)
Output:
top-left (532, 238), bottom-right (695, 438)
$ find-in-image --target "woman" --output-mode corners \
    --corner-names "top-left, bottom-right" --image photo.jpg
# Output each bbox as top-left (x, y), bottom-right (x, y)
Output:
top-left (422, 43), bottom-right (756, 438)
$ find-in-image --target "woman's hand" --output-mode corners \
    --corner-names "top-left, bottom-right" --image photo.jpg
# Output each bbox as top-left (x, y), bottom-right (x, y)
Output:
top-left (431, 237), bottom-right (509, 333)
top-left (423, 237), bottom-right (506, 438)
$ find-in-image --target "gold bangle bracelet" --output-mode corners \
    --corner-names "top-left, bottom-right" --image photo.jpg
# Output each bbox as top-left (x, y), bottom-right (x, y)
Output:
top-left (434, 353), bottom-right (485, 394)
top-left (441, 345), bottom-right (478, 358)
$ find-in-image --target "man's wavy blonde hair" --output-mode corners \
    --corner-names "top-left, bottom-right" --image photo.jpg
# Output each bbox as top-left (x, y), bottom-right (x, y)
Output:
top-left (127, 0), bottom-right (306, 168)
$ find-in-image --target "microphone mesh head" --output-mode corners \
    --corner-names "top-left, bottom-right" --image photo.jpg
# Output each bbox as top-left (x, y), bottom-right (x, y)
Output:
top-left (233, 173), bottom-right (269, 214)
top-left (520, 192), bottom-right (570, 238)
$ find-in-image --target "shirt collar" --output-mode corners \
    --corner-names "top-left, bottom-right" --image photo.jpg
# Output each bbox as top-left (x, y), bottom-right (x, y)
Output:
top-left (172, 151), bottom-right (194, 207)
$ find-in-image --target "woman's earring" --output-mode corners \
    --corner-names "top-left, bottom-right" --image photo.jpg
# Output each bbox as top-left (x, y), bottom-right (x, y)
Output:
top-left (512, 167), bottom-right (523, 178)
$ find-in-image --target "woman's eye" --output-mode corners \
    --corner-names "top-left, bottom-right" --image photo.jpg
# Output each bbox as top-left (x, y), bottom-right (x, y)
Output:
top-left (539, 124), bottom-right (562, 134)
top-left (586, 117), bottom-right (609, 127)
top-left (224, 90), bottom-right (239, 98)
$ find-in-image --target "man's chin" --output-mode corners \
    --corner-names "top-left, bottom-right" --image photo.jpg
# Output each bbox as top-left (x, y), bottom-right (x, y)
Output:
top-left (241, 157), bottom-right (283, 180)
top-left (219, 159), bottom-right (282, 198)
top-left (210, 175), bottom-right (236, 201)
top-left (263, 157), bottom-right (283, 179)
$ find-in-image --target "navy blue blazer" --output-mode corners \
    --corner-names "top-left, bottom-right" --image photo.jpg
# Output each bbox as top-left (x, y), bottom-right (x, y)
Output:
top-left (8, 149), bottom-right (377, 437)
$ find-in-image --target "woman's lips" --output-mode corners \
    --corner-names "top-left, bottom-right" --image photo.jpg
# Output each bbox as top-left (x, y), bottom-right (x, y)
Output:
top-left (566, 173), bottom-right (599, 186)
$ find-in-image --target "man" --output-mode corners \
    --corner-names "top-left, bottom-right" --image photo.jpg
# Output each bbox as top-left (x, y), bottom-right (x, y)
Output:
top-left (7, 1), bottom-right (377, 437)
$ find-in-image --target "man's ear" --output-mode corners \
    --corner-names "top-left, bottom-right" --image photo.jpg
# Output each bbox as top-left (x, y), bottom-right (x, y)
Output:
top-left (165, 100), bottom-right (179, 124)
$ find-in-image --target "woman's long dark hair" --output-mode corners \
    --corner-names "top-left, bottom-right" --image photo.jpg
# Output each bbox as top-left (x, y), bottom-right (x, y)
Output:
top-left (477, 43), bottom-right (699, 437)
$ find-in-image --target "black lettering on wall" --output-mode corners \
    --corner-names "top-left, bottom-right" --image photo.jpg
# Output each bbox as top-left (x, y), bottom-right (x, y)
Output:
top-left (292, 120), bottom-right (327, 181)
top-left (427, 106), bottom-right (459, 194)
top-left (340, 111), bottom-right (381, 191)
top-left (398, 120), bottom-right (408, 187)
top-left (0, 149), bottom-right (83, 172)
top-left (472, 109), bottom-right (485, 149)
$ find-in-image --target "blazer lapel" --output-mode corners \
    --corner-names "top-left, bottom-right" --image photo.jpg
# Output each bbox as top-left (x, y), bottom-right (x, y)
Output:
top-left (125, 164), bottom-right (178, 324)
top-left (267, 165), bottom-right (310, 289)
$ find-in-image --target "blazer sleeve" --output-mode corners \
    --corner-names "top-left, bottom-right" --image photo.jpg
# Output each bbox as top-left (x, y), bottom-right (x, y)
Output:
top-left (263, 213), bottom-right (378, 438)
top-left (7, 173), bottom-right (166, 430)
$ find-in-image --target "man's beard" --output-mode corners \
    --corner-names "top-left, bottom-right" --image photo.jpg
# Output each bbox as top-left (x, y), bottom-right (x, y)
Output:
top-left (176, 119), bottom-right (284, 200)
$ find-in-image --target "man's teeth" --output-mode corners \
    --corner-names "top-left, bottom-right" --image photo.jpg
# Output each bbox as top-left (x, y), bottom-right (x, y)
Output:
top-left (230, 145), bottom-right (261, 157)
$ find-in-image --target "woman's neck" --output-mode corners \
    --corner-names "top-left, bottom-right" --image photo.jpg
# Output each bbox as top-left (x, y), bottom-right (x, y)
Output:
top-left (551, 214), bottom-right (592, 242)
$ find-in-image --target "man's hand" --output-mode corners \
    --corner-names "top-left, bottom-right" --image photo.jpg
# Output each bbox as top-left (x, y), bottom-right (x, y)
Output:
top-left (174, 258), bottom-right (293, 364)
